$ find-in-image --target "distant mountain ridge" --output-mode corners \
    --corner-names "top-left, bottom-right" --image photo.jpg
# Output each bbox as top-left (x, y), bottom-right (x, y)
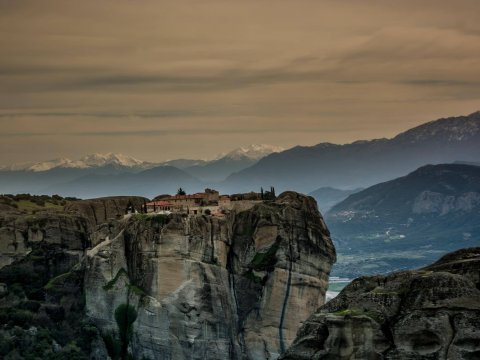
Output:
top-left (177, 144), bottom-right (285, 183)
top-left (44, 165), bottom-right (202, 199)
top-left (0, 144), bottom-right (283, 197)
top-left (1, 111), bottom-right (479, 198)
top-left (308, 187), bottom-right (362, 213)
top-left (0, 153), bottom-right (154, 172)
top-left (218, 144), bottom-right (285, 161)
top-left (326, 163), bottom-right (480, 277)
top-left (0, 144), bottom-right (283, 177)
top-left (224, 111), bottom-right (480, 193)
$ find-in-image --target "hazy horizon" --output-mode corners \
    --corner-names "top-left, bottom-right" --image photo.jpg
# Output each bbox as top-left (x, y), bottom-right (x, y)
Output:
top-left (2, 0), bottom-right (480, 165)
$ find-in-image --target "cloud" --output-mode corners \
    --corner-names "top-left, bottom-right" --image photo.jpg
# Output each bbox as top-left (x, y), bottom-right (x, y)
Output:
top-left (1, 0), bottom-right (480, 164)
top-left (0, 110), bottom-right (202, 119)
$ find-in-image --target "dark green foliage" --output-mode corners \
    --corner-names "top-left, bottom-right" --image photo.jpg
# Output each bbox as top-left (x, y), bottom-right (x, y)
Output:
top-left (44, 272), bottom-right (72, 290)
top-left (115, 303), bottom-right (137, 359)
top-left (250, 242), bottom-right (280, 271)
top-left (0, 308), bottom-right (33, 328)
top-left (103, 331), bottom-right (122, 360)
top-left (103, 268), bottom-right (129, 291)
top-left (104, 303), bottom-right (138, 360)
top-left (0, 193), bottom-right (76, 214)
top-left (177, 187), bottom-right (186, 195)
top-left (128, 284), bottom-right (147, 297)
top-left (115, 304), bottom-right (138, 336)
top-left (0, 327), bottom-right (88, 359)
top-left (18, 300), bottom-right (41, 313)
top-left (45, 305), bottom-right (65, 322)
top-left (0, 244), bottom-right (80, 300)
top-left (242, 270), bottom-right (264, 284)
top-left (0, 243), bottom-right (99, 359)
top-left (150, 214), bottom-right (169, 225)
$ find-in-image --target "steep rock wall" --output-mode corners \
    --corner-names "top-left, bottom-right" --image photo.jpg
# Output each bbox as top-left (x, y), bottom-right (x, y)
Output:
top-left (85, 192), bottom-right (336, 359)
top-left (280, 247), bottom-right (480, 360)
top-left (0, 212), bottom-right (90, 269)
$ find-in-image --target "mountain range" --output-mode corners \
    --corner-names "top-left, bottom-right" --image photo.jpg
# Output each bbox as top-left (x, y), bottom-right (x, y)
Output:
top-left (224, 111), bottom-right (480, 193)
top-left (0, 153), bottom-right (153, 172)
top-left (327, 163), bottom-right (480, 277)
top-left (0, 112), bottom-right (479, 199)
top-left (0, 145), bottom-right (283, 197)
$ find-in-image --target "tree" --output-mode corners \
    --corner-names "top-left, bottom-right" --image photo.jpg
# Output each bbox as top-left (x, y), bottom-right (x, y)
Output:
top-left (104, 302), bottom-right (138, 360)
top-left (125, 201), bottom-right (134, 214)
top-left (115, 303), bottom-right (137, 360)
top-left (177, 188), bottom-right (186, 196)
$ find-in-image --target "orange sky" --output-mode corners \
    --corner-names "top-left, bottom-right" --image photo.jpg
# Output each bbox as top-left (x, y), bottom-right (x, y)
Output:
top-left (1, 0), bottom-right (480, 164)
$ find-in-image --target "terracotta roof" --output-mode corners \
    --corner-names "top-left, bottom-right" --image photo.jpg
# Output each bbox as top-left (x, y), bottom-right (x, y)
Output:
top-left (169, 193), bottom-right (207, 200)
top-left (146, 201), bottom-right (173, 206)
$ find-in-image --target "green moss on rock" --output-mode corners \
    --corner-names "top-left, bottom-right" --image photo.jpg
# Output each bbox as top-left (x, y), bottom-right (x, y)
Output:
top-left (103, 269), bottom-right (129, 291)
top-left (250, 242), bottom-right (280, 271)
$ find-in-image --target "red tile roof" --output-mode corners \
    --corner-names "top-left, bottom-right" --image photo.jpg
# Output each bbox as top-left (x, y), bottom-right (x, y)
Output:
top-left (146, 201), bottom-right (173, 206)
top-left (169, 193), bottom-right (207, 200)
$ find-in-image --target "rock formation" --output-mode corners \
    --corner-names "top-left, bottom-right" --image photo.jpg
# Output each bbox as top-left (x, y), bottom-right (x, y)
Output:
top-left (280, 247), bottom-right (480, 360)
top-left (85, 191), bottom-right (336, 359)
top-left (0, 196), bottom-right (146, 269)
top-left (0, 195), bottom-right (148, 359)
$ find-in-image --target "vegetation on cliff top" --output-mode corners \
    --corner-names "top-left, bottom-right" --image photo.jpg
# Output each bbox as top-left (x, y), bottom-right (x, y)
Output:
top-left (0, 194), bottom-right (80, 214)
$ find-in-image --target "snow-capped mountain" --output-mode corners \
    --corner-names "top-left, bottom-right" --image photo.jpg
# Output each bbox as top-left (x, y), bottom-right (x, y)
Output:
top-left (73, 153), bottom-right (147, 168)
top-left (29, 158), bottom-right (77, 172)
top-left (1, 145), bottom-right (285, 174)
top-left (2, 153), bottom-right (154, 172)
top-left (219, 144), bottom-right (284, 161)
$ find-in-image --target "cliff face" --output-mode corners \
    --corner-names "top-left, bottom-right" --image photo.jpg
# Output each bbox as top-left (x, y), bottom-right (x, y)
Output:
top-left (0, 212), bottom-right (90, 269)
top-left (85, 192), bottom-right (336, 360)
top-left (0, 196), bottom-right (146, 269)
top-left (64, 196), bottom-right (147, 226)
top-left (280, 247), bottom-right (480, 360)
top-left (0, 196), bottom-right (146, 359)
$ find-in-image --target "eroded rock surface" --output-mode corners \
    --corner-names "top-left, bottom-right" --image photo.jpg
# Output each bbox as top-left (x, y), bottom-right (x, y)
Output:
top-left (85, 191), bottom-right (336, 360)
top-left (0, 196), bottom-right (146, 269)
top-left (0, 196), bottom-right (145, 359)
top-left (280, 247), bottom-right (480, 360)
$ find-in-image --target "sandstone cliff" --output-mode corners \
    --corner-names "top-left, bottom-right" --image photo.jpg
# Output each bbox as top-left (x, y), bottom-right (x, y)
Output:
top-left (85, 191), bottom-right (336, 359)
top-left (0, 196), bottom-right (146, 269)
top-left (280, 247), bottom-right (480, 360)
top-left (0, 195), bottom-right (148, 359)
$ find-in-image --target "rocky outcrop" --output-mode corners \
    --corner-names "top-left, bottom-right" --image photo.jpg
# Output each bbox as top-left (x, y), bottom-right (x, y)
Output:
top-left (280, 247), bottom-right (480, 360)
top-left (0, 196), bottom-right (151, 359)
top-left (0, 212), bottom-right (90, 268)
top-left (0, 196), bottom-right (146, 269)
top-left (64, 195), bottom-right (147, 226)
top-left (85, 192), bottom-right (336, 359)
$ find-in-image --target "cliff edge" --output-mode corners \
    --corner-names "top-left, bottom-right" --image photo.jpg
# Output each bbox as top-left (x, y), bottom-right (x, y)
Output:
top-left (280, 247), bottom-right (480, 360)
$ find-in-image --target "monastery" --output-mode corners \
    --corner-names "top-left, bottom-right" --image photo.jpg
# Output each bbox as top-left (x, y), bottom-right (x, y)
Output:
top-left (143, 188), bottom-right (275, 216)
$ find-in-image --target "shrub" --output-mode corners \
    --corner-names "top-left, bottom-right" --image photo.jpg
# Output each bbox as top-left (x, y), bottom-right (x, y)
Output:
top-left (7, 308), bottom-right (34, 328)
top-left (18, 300), bottom-right (41, 313)
top-left (104, 303), bottom-right (138, 360)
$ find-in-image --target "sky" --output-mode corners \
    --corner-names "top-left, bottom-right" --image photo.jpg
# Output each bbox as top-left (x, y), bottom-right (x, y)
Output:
top-left (1, 0), bottom-right (480, 164)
